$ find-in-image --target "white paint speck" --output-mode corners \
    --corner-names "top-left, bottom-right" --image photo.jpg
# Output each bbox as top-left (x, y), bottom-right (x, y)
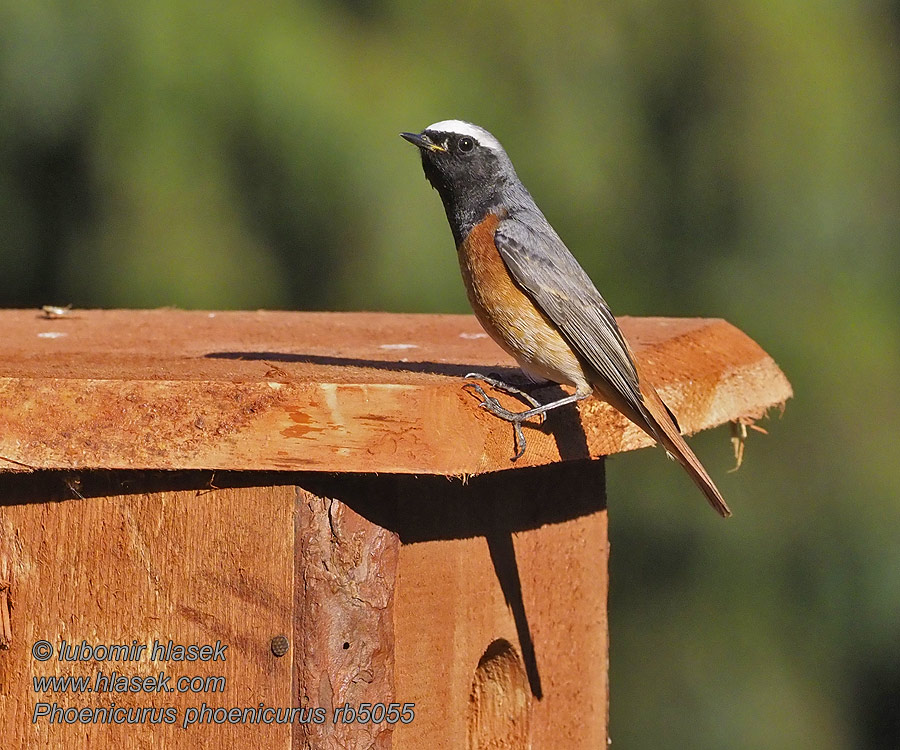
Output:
top-left (379, 344), bottom-right (418, 350)
top-left (38, 331), bottom-right (67, 339)
top-left (459, 332), bottom-right (488, 339)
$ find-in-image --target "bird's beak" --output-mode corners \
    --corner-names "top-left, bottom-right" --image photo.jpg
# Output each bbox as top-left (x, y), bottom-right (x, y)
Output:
top-left (400, 131), bottom-right (447, 153)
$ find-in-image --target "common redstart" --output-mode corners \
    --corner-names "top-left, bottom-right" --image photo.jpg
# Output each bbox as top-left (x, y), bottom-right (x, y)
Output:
top-left (401, 120), bottom-right (731, 517)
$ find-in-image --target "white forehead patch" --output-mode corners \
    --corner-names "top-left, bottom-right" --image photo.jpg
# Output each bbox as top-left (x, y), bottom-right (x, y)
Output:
top-left (425, 120), bottom-right (503, 152)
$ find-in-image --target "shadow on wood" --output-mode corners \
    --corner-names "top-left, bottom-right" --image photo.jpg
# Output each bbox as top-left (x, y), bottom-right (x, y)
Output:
top-left (206, 350), bottom-right (592, 462)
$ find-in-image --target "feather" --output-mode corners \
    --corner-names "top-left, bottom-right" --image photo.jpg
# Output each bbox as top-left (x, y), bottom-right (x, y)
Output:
top-left (494, 217), bottom-right (731, 517)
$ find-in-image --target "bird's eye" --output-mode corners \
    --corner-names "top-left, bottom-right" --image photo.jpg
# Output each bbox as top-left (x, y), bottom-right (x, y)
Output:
top-left (457, 136), bottom-right (475, 154)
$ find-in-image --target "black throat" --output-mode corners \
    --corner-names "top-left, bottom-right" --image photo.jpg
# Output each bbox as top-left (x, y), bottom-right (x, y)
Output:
top-left (421, 154), bottom-right (505, 247)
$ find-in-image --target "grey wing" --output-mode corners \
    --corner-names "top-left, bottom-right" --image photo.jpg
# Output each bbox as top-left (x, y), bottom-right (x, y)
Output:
top-left (494, 216), bottom-right (647, 417)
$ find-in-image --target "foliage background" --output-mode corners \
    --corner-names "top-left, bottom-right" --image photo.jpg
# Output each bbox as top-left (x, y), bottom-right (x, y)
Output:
top-left (2, 1), bottom-right (898, 747)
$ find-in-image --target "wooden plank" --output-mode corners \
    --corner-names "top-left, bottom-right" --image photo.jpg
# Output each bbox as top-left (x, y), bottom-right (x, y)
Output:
top-left (0, 474), bottom-right (295, 748)
top-left (0, 310), bottom-right (792, 475)
top-left (386, 461), bottom-right (609, 748)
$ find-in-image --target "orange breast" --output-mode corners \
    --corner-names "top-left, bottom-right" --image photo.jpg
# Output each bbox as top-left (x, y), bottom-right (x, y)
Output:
top-left (457, 214), bottom-right (589, 390)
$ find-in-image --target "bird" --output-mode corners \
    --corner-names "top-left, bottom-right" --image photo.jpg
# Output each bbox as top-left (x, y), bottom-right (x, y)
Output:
top-left (400, 120), bottom-right (731, 517)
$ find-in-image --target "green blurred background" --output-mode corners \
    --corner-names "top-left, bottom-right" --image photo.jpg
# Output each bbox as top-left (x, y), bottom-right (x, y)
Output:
top-left (2, 0), bottom-right (898, 747)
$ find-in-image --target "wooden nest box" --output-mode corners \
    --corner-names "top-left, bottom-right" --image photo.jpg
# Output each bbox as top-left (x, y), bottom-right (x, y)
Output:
top-left (0, 310), bottom-right (791, 748)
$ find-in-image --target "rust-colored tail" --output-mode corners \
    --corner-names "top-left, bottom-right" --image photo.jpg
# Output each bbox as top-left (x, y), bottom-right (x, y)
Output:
top-left (637, 385), bottom-right (732, 517)
top-left (587, 338), bottom-right (731, 517)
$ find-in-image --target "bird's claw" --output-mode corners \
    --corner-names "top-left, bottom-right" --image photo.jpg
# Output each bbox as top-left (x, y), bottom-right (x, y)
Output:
top-left (463, 373), bottom-right (545, 423)
top-left (479, 395), bottom-right (504, 412)
top-left (463, 377), bottom-right (544, 460)
top-left (462, 382), bottom-right (496, 409)
top-left (511, 422), bottom-right (527, 460)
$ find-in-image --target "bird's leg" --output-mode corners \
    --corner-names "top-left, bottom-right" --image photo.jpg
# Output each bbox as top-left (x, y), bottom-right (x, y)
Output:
top-left (476, 392), bottom-right (589, 422)
top-left (463, 373), bottom-right (591, 459)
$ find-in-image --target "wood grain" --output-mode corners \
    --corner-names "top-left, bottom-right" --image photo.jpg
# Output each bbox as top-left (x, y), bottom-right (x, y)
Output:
top-left (0, 478), bottom-right (295, 748)
top-left (0, 310), bottom-right (792, 475)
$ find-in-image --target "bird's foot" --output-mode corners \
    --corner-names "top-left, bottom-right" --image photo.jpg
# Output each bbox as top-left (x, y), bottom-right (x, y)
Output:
top-left (463, 374), bottom-right (547, 459)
